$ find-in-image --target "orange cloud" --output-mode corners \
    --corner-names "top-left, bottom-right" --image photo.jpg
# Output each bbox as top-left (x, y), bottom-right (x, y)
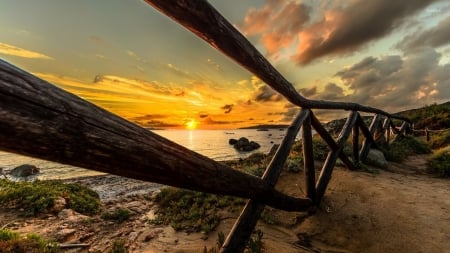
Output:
top-left (0, 42), bottom-right (53, 59)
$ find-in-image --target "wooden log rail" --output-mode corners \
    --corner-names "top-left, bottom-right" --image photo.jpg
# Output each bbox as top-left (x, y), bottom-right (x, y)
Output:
top-left (0, 1), bottom-right (413, 252)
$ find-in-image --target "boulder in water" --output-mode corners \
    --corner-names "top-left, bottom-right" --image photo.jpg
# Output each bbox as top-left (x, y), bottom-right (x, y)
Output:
top-left (231, 137), bottom-right (261, 152)
top-left (10, 164), bottom-right (40, 177)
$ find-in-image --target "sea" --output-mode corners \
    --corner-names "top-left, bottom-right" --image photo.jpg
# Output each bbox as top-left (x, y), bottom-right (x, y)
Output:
top-left (0, 128), bottom-right (297, 180)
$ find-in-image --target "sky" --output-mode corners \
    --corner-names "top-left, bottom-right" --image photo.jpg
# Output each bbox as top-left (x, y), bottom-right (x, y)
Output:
top-left (0, 0), bottom-right (449, 129)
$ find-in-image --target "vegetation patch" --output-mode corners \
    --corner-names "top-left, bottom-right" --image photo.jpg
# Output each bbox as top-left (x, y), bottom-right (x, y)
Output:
top-left (428, 130), bottom-right (450, 149)
top-left (0, 179), bottom-right (100, 216)
top-left (102, 208), bottom-right (131, 223)
top-left (150, 187), bottom-right (245, 233)
top-left (428, 147), bottom-right (450, 178)
top-left (0, 229), bottom-right (58, 253)
top-left (382, 136), bottom-right (431, 162)
top-left (109, 239), bottom-right (128, 253)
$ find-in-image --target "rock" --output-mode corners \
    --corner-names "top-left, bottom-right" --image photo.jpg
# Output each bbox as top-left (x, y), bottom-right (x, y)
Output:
top-left (231, 137), bottom-right (261, 152)
top-left (50, 197), bottom-right (67, 213)
top-left (365, 149), bottom-right (388, 169)
top-left (56, 228), bottom-right (76, 241)
top-left (229, 138), bottom-right (237, 145)
top-left (58, 209), bottom-right (89, 222)
top-left (9, 164), bottom-right (40, 177)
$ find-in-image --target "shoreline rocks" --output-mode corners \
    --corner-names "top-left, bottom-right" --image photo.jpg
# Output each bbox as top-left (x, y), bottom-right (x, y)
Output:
top-left (9, 164), bottom-right (40, 177)
top-left (229, 137), bottom-right (261, 152)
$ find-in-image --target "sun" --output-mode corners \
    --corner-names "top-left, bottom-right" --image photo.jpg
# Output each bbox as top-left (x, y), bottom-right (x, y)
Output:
top-left (185, 119), bottom-right (198, 130)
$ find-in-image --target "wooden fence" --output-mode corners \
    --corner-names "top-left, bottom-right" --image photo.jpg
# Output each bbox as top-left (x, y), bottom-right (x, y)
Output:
top-left (0, 1), bottom-right (411, 252)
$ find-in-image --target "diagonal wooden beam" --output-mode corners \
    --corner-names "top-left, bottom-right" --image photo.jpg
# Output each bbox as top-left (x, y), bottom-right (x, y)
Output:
top-left (315, 111), bottom-right (358, 204)
top-left (309, 112), bottom-right (357, 171)
top-left (221, 109), bottom-right (311, 253)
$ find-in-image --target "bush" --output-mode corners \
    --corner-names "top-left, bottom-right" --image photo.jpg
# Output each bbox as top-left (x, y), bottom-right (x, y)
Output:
top-left (429, 131), bottom-right (450, 149)
top-left (151, 187), bottom-right (245, 233)
top-left (382, 136), bottom-right (431, 162)
top-left (102, 208), bottom-right (131, 223)
top-left (0, 179), bottom-right (100, 216)
top-left (109, 239), bottom-right (127, 253)
top-left (0, 229), bottom-right (58, 253)
top-left (428, 147), bottom-right (450, 178)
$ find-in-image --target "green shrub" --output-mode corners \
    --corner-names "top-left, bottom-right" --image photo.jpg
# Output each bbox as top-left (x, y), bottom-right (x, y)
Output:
top-left (151, 187), bottom-right (245, 233)
top-left (109, 239), bottom-right (127, 253)
top-left (246, 230), bottom-right (264, 253)
top-left (102, 208), bottom-right (131, 223)
top-left (382, 136), bottom-right (431, 162)
top-left (429, 131), bottom-right (450, 149)
top-left (428, 147), bottom-right (450, 178)
top-left (0, 229), bottom-right (58, 253)
top-left (0, 179), bottom-right (100, 216)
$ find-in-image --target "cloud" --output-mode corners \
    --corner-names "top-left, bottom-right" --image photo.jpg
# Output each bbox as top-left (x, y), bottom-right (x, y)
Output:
top-left (241, 0), bottom-right (437, 64)
top-left (202, 117), bottom-right (244, 125)
top-left (334, 48), bottom-right (450, 112)
top-left (294, 0), bottom-right (437, 64)
top-left (253, 84), bottom-right (284, 102)
top-left (280, 107), bottom-right (300, 122)
top-left (398, 15), bottom-right (450, 52)
top-left (130, 114), bottom-right (168, 121)
top-left (221, 104), bottom-right (234, 114)
top-left (199, 112), bottom-right (209, 118)
top-left (141, 120), bottom-right (182, 129)
top-left (0, 42), bottom-right (53, 59)
top-left (240, 0), bottom-right (310, 56)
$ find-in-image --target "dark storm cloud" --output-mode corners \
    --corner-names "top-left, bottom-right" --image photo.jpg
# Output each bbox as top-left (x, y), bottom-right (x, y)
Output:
top-left (293, 0), bottom-right (437, 64)
top-left (242, 0), bottom-right (438, 65)
top-left (334, 48), bottom-right (450, 111)
top-left (398, 15), bottom-right (450, 52)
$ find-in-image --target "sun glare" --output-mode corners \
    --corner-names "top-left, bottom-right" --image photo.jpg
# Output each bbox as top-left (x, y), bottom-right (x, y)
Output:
top-left (185, 119), bottom-right (197, 130)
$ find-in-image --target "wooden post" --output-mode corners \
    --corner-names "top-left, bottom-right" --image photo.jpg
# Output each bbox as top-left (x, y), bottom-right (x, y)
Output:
top-left (315, 111), bottom-right (358, 205)
top-left (0, 60), bottom-right (311, 212)
top-left (382, 118), bottom-right (391, 144)
top-left (352, 123), bottom-right (360, 166)
top-left (302, 113), bottom-right (316, 202)
top-left (221, 109), bottom-right (311, 253)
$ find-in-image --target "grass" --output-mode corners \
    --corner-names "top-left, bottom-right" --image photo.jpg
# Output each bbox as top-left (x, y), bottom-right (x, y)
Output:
top-left (0, 229), bottom-right (58, 253)
top-left (109, 239), bottom-right (128, 253)
top-left (0, 179), bottom-right (101, 216)
top-left (102, 208), bottom-right (131, 223)
top-left (150, 187), bottom-right (245, 233)
top-left (428, 147), bottom-right (450, 178)
top-left (428, 130), bottom-right (450, 149)
top-left (381, 136), bottom-right (431, 162)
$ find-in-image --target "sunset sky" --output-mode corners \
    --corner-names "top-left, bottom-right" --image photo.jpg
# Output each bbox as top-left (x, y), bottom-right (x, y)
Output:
top-left (1, 0), bottom-right (449, 129)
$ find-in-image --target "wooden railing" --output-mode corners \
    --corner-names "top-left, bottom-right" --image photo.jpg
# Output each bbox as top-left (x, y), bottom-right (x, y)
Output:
top-left (0, 1), bottom-right (411, 252)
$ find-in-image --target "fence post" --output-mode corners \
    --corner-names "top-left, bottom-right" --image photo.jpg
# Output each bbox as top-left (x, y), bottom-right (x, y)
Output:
top-left (302, 112), bottom-right (316, 202)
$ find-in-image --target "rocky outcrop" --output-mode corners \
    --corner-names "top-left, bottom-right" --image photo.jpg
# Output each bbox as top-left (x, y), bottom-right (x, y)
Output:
top-left (365, 149), bottom-right (388, 169)
top-left (9, 164), bottom-right (40, 177)
top-left (229, 137), bottom-right (261, 152)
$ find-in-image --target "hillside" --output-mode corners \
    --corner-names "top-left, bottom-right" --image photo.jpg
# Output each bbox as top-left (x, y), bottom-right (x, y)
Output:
top-left (395, 101), bottom-right (450, 130)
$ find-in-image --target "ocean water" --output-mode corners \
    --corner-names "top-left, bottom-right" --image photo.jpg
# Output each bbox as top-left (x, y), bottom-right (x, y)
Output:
top-left (0, 128), bottom-right (294, 180)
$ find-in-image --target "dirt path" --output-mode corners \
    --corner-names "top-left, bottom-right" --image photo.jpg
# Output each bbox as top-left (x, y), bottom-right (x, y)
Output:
top-left (1, 155), bottom-right (449, 252)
